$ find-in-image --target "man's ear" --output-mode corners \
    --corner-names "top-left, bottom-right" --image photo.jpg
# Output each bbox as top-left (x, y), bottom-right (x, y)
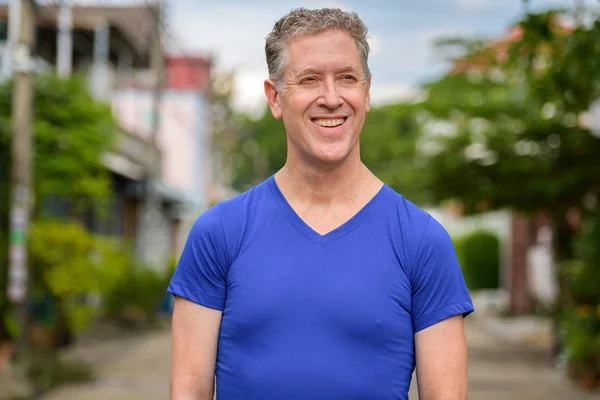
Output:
top-left (264, 79), bottom-right (282, 119)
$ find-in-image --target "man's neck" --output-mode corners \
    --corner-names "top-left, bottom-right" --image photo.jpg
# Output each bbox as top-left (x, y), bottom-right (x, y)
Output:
top-left (274, 155), bottom-right (379, 206)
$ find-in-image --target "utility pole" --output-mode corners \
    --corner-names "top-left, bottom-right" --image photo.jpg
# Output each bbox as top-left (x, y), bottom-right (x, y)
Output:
top-left (56, 0), bottom-right (72, 77)
top-left (7, 0), bottom-right (36, 367)
top-left (149, 0), bottom-right (164, 145)
top-left (136, 0), bottom-right (164, 268)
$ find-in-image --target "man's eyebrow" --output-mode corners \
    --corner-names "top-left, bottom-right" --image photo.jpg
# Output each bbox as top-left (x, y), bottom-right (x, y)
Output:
top-left (336, 66), bottom-right (360, 74)
top-left (295, 66), bottom-right (360, 76)
top-left (295, 68), bottom-right (322, 76)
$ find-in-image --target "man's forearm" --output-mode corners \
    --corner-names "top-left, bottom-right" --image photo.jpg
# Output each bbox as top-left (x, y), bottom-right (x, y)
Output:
top-left (171, 390), bottom-right (214, 400)
top-left (171, 381), bottom-right (214, 400)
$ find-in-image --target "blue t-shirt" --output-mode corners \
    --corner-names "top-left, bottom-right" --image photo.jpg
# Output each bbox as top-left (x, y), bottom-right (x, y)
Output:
top-left (168, 176), bottom-right (474, 400)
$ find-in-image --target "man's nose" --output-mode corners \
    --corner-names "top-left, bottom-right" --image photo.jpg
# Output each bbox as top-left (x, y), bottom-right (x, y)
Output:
top-left (317, 78), bottom-right (343, 109)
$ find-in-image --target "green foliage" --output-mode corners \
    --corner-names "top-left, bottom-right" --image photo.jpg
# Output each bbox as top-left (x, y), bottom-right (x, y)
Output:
top-left (419, 10), bottom-right (600, 217)
top-left (231, 108), bottom-right (286, 190)
top-left (232, 103), bottom-right (427, 204)
top-left (360, 103), bottom-right (427, 204)
top-left (560, 208), bottom-right (600, 378)
top-left (0, 73), bottom-right (118, 340)
top-left (560, 306), bottom-right (600, 372)
top-left (102, 260), bottom-right (174, 328)
top-left (0, 73), bottom-right (117, 217)
top-left (563, 259), bottom-right (600, 306)
top-left (562, 207), bottom-right (600, 307)
top-left (28, 219), bottom-right (130, 334)
top-left (453, 230), bottom-right (500, 290)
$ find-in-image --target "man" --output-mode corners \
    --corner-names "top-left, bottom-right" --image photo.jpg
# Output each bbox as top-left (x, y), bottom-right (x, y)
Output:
top-left (168, 7), bottom-right (473, 400)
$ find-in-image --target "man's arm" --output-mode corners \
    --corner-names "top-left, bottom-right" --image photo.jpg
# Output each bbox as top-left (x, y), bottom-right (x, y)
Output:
top-left (171, 297), bottom-right (223, 400)
top-left (414, 315), bottom-right (468, 400)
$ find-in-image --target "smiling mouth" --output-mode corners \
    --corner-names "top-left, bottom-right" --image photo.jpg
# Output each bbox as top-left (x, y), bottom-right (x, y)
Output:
top-left (311, 117), bottom-right (347, 128)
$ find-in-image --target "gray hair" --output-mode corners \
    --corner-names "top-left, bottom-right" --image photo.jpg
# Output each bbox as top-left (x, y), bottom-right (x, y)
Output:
top-left (265, 8), bottom-right (371, 88)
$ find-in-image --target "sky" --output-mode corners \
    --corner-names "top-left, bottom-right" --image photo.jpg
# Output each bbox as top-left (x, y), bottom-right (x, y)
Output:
top-left (165, 0), bottom-right (597, 116)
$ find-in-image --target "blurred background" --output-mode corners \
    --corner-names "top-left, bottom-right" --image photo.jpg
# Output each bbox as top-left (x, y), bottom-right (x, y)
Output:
top-left (0, 0), bottom-right (599, 399)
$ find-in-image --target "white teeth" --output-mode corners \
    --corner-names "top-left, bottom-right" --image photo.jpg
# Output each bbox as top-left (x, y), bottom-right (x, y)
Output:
top-left (313, 118), bottom-right (345, 127)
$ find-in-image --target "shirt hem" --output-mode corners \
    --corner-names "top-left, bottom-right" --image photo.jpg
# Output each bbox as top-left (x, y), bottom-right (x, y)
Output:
top-left (167, 281), bottom-right (225, 311)
top-left (413, 300), bottom-right (474, 333)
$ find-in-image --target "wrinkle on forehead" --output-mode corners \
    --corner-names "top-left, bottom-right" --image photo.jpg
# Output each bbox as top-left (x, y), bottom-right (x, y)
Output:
top-left (285, 31), bottom-right (364, 77)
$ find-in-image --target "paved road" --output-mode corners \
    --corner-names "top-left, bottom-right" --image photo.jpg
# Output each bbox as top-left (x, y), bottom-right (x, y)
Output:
top-left (42, 320), bottom-right (599, 400)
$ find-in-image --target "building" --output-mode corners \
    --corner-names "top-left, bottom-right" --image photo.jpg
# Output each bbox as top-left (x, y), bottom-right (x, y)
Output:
top-left (0, 2), bottom-right (197, 269)
top-left (112, 54), bottom-right (216, 261)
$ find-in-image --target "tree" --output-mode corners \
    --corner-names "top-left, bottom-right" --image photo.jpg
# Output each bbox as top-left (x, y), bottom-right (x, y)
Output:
top-left (0, 73), bottom-right (117, 217)
top-left (417, 8), bottom-right (600, 377)
top-left (231, 107), bottom-right (286, 191)
top-left (0, 73), bottom-right (118, 341)
top-left (232, 103), bottom-right (427, 204)
top-left (420, 9), bottom-right (600, 257)
top-left (360, 103), bottom-right (427, 204)
top-left (208, 71), bottom-right (239, 203)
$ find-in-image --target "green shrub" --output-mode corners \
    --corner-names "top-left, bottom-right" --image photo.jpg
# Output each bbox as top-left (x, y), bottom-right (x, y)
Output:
top-left (28, 219), bottom-right (130, 335)
top-left (102, 255), bottom-right (175, 328)
top-left (560, 209), bottom-right (600, 383)
top-left (563, 210), bottom-right (600, 305)
top-left (454, 230), bottom-right (500, 290)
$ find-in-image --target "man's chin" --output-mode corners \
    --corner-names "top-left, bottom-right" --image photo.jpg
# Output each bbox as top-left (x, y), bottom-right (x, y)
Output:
top-left (311, 150), bottom-right (353, 167)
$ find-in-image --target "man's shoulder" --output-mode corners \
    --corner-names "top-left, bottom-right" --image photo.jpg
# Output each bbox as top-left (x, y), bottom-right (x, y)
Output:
top-left (189, 178), bottom-right (271, 237)
top-left (214, 178), bottom-right (271, 218)
top-left (379, 185), bottom-right (454, 251)
top-left (381, 185), bottom-right (432, 230)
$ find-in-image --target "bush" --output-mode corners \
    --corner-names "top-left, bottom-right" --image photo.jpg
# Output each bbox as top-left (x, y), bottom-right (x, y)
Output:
top-left (102, 255), bottom-right (175, 329)
top-left (560, 209), bottom-right (600, 389)
top-left (563, 210), bottom-right (600, 305)
top-left (28, 219), bottom-right (130, 337)
top-left (453, 230), bottom-right (500, 290)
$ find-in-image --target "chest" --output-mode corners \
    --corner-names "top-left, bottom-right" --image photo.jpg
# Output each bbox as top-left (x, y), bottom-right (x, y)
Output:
top-left (221, 233), bottom-right (414, 343)
top-left (295, 203), bottom-right (369, 236)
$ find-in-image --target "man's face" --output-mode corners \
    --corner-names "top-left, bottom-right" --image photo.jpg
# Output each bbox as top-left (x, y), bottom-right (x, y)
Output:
top-left (265, 29), bottom-right (371, 167)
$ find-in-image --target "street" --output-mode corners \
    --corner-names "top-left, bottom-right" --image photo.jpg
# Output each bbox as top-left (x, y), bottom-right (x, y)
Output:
top-left (42, 320), bottom-right (599, 400)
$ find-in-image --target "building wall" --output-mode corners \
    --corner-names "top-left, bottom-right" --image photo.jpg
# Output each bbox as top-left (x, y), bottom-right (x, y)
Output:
top-left (166, 56), bottom-right (211, 92)
top-left (112, 89), bottom-right (208, 205)
top-left (111, 88), bottom-right (210, 258)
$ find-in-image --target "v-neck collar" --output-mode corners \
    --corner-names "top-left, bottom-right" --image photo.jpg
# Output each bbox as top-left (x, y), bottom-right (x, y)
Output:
top-left (267, 175), bottom-right (388, 246)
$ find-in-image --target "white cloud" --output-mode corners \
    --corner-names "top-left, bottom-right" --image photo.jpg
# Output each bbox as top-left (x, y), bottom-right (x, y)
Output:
top-left (171, 3), bottom-right (273, 70)
top-left (457, 0), bottom-right (499, 11)
top-left (367, 34), bottom-right (382, 56)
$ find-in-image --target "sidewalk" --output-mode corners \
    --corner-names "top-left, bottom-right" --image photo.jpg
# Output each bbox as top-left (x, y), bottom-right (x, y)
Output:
top-left (38, 319), bottom-right (599, 400)
top-left (41, 329), bottom-right (170, 400)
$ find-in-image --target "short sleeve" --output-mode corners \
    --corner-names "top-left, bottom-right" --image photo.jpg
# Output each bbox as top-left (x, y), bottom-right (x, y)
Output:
top-left (167, 204), bottom-right (229, 311)
top-left (410, 216), bottom-right (474, 333)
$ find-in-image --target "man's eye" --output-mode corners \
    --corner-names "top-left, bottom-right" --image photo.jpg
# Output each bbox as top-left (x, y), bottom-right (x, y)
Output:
top-left (302, 77), bottom-right (317, 83)
top-left (342, 75), bottom-right (357, 81)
